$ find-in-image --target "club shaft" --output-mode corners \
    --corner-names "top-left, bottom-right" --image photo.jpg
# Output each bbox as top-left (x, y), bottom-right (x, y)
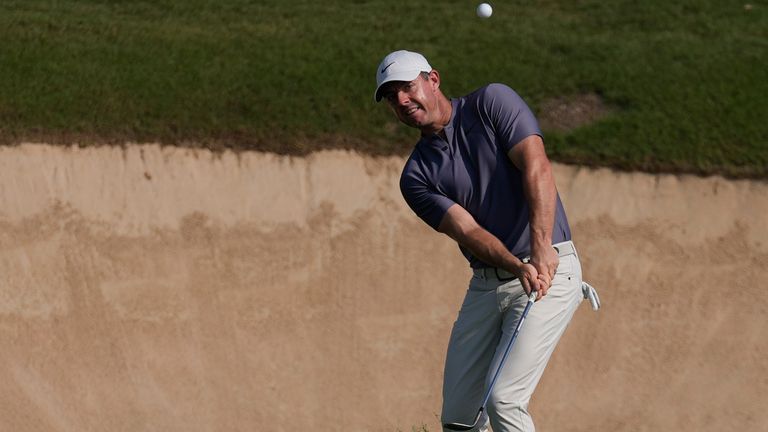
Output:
top-left (444, 291), bottom-right (537, 431)
top-left (480, 291), bottom-right (536, 409)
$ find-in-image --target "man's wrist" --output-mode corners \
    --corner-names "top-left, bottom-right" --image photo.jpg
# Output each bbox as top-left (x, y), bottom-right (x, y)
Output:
top-left (504, 257), bottom-right (526, 278)
top-left (530, 237), bottom-right (553, 253)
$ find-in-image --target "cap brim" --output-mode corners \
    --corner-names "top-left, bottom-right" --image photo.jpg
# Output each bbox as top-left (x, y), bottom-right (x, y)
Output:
top-left (374, 69), bottom-right (424, 102)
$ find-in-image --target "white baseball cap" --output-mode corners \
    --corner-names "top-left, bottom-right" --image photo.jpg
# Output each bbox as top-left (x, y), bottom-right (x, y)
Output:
top-left (374, 50), bottom-right (432, 102)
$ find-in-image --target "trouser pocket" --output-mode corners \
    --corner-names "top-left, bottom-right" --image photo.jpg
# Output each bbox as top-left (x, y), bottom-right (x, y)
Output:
top-left (496, 279), bottom-right (525, 313)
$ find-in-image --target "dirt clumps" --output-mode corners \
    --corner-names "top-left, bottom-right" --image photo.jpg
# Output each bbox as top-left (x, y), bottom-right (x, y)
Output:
top-left (537, 92), bottom-right (613, 133)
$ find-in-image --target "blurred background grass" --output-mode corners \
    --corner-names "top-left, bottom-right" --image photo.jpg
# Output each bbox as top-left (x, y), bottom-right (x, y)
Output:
top-left (0, 0), bottom-right (765, 177)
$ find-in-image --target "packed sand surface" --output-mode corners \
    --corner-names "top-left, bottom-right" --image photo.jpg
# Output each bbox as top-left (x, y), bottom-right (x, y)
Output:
top-left (0, 143), bottom-right (766, 432)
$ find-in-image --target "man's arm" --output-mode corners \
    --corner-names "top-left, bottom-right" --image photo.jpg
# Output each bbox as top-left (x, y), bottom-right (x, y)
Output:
top-left (438, 204), bottom-right (543, 299)
top-left (507, 135), bottom-right (559, 291)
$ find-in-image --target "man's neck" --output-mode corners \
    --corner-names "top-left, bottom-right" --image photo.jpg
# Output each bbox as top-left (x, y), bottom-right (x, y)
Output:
top-left (420, 96), bottom-right (452, 137)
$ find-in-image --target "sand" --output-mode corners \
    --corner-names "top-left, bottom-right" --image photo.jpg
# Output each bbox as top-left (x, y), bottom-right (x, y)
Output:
top-left (0, 143), bottom-right (765, 431)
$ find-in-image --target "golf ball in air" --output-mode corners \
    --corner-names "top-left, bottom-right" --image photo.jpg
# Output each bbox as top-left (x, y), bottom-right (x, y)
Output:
top-left (477, 3), bottom-right (492, 18)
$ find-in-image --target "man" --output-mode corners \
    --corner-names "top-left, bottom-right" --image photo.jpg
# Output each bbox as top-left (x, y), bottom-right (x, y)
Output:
top-left (374, 50), bottom-right (585, 432)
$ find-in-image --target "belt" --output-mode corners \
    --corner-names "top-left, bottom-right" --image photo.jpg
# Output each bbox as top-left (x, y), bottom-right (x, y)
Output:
top-left (473, 241), bottom-right (577, 281)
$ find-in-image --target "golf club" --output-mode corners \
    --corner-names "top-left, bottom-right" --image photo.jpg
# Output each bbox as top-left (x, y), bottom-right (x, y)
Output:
top-left (443, 289), bottom-right (538, 431)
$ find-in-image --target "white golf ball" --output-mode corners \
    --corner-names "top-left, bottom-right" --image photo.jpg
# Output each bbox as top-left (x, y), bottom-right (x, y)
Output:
top-left (476, 3), bottom-right (493, 18)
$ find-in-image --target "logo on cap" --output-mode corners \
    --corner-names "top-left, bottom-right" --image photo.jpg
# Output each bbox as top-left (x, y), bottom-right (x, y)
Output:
top-left (380, 62), bottom-right (396, 74)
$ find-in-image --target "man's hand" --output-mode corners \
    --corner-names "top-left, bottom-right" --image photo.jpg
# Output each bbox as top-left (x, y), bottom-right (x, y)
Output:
top-left (513, 262), bottom-right (543, 301)
top-left (529, 246), bottom-right (559, 298)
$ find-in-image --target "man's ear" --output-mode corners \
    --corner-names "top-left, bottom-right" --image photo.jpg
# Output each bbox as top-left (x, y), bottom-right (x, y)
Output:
top-left (429, 70), bottom-right (441, 91)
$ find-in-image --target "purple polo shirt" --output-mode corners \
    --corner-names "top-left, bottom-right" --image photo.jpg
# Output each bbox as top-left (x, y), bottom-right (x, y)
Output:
top-left (399, 83), bottom-right (572, 268)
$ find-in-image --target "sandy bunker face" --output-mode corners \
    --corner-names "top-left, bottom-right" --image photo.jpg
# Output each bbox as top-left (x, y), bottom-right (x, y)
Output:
top-left (0, 144), bottom-right (766, 432)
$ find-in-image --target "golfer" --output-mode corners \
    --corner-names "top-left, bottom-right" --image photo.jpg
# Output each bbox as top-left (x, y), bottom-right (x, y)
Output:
top-left (374, 50), bottom-right (585, 432)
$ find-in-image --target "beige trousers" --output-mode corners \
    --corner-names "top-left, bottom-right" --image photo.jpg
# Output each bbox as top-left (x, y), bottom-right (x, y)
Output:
top-left (441, 241), bottom-right (583, 432)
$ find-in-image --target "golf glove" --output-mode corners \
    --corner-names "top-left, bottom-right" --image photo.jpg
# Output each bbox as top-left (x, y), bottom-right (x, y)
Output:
top-left (581, 282), bottom-right (601, 311)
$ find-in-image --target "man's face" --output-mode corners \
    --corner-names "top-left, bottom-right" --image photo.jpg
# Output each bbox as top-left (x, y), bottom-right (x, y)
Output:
top-left (380, 72), bottom-right (441, 132)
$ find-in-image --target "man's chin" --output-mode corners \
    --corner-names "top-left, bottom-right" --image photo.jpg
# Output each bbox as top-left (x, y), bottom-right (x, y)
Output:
top-left (400, 114), bottom-right (426, 128)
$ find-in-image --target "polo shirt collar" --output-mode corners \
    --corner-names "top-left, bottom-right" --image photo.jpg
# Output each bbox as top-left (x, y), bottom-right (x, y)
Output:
top-left (420, 98), bottom-right (459, 145)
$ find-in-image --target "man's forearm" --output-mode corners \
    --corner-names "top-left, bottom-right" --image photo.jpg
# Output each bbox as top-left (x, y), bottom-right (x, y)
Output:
top-left (438, 204), bottom-right (523, 274)
top-left (461, 225), bottom-right (523, 273)
top-left (507, 136), bottom-right (558, 252)
top-left (523, 158), bottom-right (557, 251)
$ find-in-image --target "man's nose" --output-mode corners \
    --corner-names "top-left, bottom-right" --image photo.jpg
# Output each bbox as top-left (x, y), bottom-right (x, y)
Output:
top-left (395, 90), bottom-right (410, 106)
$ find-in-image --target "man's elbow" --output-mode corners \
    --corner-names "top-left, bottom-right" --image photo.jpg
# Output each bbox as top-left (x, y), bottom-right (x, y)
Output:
top-left (523, 157), bottom-right (553, 186)
top-left (437, 217), bottom-right (464, 242)
top-left (437, 206), bottom-right (476, 243)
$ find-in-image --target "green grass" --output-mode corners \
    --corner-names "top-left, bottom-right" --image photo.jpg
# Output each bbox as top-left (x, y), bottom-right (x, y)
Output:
top-left (0, 0), bottom-right (766, 177)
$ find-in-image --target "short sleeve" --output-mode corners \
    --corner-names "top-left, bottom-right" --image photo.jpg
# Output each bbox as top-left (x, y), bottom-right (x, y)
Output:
top-left (481, 84), bottom-right (542, 153)
top-left (399, 161), bottom-right (456, 231)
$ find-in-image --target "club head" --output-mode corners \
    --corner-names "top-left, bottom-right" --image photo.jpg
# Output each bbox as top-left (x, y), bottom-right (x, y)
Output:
top-left (442, 422), bottom-right (477, 431)
top-left (442, 408), bottom-right (483, 431)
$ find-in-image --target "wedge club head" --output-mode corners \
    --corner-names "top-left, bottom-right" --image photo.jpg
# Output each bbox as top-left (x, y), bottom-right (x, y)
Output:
top-left (443, 407), bottom-right (483, 431)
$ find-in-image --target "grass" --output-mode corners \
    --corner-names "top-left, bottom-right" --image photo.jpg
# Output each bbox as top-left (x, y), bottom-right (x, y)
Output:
top-left (0, 0), bottom-right (766, 177)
